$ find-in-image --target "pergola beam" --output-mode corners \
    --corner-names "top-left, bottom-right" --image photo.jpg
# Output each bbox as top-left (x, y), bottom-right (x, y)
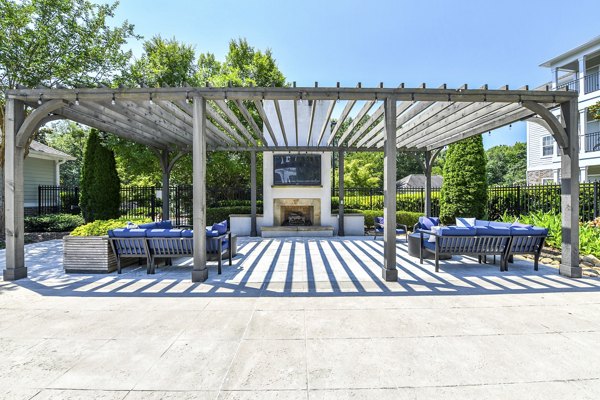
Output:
top-left (273, 99), bottom-right (289, 147)
top-left (234, 99), bottom-right (270, 146)
top-left (213, 100), bottom-right (259, 146)
top-left (317, 100), bottom-right (336, 146)
top-left (253, 100), bottom-right (279, 146)
top-left (327, 99), bottom-right (356, 145)
top-left (339, 100), bottom-right (376, 146)
top-left (9, 86), bottom-right (577, 103)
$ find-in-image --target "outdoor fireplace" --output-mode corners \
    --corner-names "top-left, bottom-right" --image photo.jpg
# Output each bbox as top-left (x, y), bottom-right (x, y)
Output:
top-left (273, 198), bottom-right (321, 226)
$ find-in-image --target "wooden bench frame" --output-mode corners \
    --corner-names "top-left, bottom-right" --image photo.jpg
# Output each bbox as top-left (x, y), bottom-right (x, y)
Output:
top-left (109, 232), bottom-right (233, 275)
top-left (419, 230), bottom-right (512, 272)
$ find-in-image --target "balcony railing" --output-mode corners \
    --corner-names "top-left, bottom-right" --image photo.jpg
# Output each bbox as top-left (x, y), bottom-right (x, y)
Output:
top-left (585, 131), bottom-right (600, 152)
top-left (585, 71), bottom-right (600, 94)
top-left (556, 79), bottom-right (579, 92)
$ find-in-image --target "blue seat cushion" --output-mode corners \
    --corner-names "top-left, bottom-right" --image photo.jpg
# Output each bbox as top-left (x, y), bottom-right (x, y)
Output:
top-left (489, 221), bottom-right (512, 228)
top-left (418, 216), bottom-right (440, 230)
top-left (375, 216), bottom-right (384, 225)
top-left (511, 222), bottom-right (533, 228)
top-left (155, 220), bottom-right (173, 229)
top-left (475, 226), bottom-right (511, 236)
top-left (212, 220), bottom-right (228, 235)
top-left (146, 229), bottom-right (182, 238)
top-left (374, 227), bottom-right (384, 233)
top-left (138, 222), bottom-right (159, 230)
top-left (206, 228), bottom-right (220, 237)
top-left (475, 220), bottom-right (490, 227)
top-left (510, 226), bottom-right (548, 236)
top-left (111, 228), bottom-right (147, 238)
top-left (423, 240), bottom-right (436, 251)
top-left (438, 226), bottom-right (476, 236)
top-left (396, 228), bottom-right (406, 234)
top-left (181, 229), bottom-right (193, 238)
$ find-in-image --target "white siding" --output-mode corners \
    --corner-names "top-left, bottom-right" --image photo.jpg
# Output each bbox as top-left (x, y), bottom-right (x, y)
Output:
top-left (23, 157), bottom-right (56, 206)
top-left (527, 122), bottom-right (556, 169)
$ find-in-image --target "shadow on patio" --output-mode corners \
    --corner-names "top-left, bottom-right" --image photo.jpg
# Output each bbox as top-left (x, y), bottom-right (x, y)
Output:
top-left (1, 237), bottom-right (599, 298)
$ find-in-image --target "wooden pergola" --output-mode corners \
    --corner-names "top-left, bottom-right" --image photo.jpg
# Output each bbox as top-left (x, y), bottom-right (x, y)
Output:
top-left (3, 84), bottom-right (581, 282)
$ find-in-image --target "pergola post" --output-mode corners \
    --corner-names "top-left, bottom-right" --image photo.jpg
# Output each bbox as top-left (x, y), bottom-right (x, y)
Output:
top-left (338, 148), bottom-right (345, 236)
top-left (424, 150), bottom-right (433, 217)
top-left (382, 97), bottom-right (398, 281)
top-left (250, 150), bottom-right (257, 237)
top-left (559, 99), bottom-right (581, 278)
top-left (4, 99), bottom-right (27, 280)
top-left (191, 96), bottom-right (208, 282)
top-left (159, 149), bottom-right (170, 221)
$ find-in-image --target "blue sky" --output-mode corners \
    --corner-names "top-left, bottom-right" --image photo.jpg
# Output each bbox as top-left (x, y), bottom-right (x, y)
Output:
top-left (107, 0), bottom-right (600, 149)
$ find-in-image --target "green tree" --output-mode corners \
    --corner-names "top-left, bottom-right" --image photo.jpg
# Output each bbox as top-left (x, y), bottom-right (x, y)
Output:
top-left (113, 37), bottom-right (285, 188)
top-left (344, 153), bottom-right (383, 188)
top-left (440, 135), bottom-right (488, 224)
top-left (0, 0), bottom-right (136, 232)
top-left (397, 152), bottom-right (424, 180)
top-left (486, 142), bottom-right (527, 186)
top-left (80, 130), bottom-right (121, 222)
top-left (44, 122), bottom-right (90, 186)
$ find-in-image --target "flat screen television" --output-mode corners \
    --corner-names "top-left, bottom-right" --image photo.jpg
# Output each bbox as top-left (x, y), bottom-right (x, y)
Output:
top-left (273, 154), bottom-right (321, 185)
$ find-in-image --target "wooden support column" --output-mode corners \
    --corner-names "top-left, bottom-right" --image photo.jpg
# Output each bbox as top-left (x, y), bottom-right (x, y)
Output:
top-left (559, 99), bottom-right (581, 278)
top-left (4, 99), bottom-right (27, 280)
top-left (192, 96), bottom-right (208, 282)
top-left (160, 149), bottom-right (171, 221)
top-left (382, 97), bottom-right (398, 281)
top-left (250, 150), bottom-right (257, 237)
top-left (338, 148), bottom-right (345, 236)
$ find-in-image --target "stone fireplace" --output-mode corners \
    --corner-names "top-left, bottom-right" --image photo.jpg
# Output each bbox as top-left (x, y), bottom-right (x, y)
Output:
top-left (273, 198), bottom-right (321, 226)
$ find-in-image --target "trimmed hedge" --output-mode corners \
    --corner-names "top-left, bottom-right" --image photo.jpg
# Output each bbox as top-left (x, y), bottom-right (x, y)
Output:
top-left (206, 206), bottom-right (264, 225)
top-left (24, 214), bottom-right (85, 233)
top-left (345, 209), bottom-right (422, 229)
top-left (70, 217), bottom-right (151, 237)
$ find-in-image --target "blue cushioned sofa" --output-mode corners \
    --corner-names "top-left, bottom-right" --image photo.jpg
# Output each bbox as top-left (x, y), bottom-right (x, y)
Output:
top-left (373, 216), bottom-right (408, 241)
top-left (419, 218), bottom-right (548, 272)
top-left (108, 220), bottom-right (233, 275)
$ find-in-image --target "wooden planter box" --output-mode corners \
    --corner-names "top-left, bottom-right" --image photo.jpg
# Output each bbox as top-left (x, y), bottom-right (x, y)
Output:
top-left (63, 235), bottom-right (134, 273)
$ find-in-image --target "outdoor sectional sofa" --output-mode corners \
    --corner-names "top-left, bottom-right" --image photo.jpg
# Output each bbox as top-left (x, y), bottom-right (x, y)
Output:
top-left (415, 217), bottom-right (548, 272)
top-left (108, 220), bottom-right (234, 275)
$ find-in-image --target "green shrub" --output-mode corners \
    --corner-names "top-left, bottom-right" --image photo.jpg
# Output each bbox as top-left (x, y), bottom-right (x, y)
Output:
top-left (440, 135), bottom-right (487, 224)
top-left (345, 209), bottom-right (422, 229)
top-left (70, 217), bottom-right (151, 237)
top-left (500, 211), bottom-right (600, 258)
top-left (206, 206), bottom-right (263, 225)
top-left (24, 214), bottom-right (85, 233)
top-left (80, 129), bottom-right (121, 222)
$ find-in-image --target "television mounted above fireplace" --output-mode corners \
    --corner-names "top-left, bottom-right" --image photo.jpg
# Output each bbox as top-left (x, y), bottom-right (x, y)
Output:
top-left (273, 154), bottom-right (321, 186)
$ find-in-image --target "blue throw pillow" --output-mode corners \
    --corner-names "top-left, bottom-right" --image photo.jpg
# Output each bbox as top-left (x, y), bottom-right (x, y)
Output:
top-left (419, 216), bottom-right (440, 230)
top-left (212, 220), bottom-right (228, 235)
top-left (156, 220), bottom-right (173, 229)
top-left (205, 227), bottom-right (220, 237)
top-left (375, 217), bottom-right (384, 224)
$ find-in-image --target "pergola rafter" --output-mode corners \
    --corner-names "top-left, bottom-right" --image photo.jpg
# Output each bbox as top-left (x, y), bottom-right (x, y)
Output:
top-left (3, 84), bottom-right (581, 283)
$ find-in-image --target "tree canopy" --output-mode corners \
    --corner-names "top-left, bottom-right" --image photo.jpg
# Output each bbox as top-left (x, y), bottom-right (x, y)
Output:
top-left (440, 135), bottom-right (488, 223)
top-left (486, 142), bottom-right (527, 186)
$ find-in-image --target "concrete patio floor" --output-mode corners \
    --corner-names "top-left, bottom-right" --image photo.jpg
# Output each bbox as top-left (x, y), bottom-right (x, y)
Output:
top-left (1, 236), bottom-right (600, 399)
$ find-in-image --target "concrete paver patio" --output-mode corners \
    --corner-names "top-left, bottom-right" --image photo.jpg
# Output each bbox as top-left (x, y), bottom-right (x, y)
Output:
top-left (1, 236), bottom-right (600, 399)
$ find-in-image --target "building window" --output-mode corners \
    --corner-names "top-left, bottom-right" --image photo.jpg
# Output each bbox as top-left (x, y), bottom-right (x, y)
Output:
top-left (542, 135), bottom-right (554, 157)
top-left (541, 178), bottom-right (554, 185)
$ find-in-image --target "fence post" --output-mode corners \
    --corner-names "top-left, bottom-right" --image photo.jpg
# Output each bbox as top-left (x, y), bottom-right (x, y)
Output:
top-left (74, 187), bottom-right (79, 214)
top-left (516, 185), bottom-right (521, 216)
top-left (369, 188), bottom-right (373, 210)
top-left (151, 186), bottom-right (156, 221)
top-left (595, 181), bottom-right (599, 219)
top-left (37, 186), bottom-right (42, 216)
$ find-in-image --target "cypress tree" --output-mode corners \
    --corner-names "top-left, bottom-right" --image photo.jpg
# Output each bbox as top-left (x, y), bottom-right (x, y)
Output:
top-left (440, 135), bottom-right (487, 224)
top-left (80, 129), bottom-right (121, 222)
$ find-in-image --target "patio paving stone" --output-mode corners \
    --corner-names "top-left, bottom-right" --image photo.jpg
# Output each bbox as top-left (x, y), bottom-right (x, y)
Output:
top-left (1, 237), bottom-right (600, 398)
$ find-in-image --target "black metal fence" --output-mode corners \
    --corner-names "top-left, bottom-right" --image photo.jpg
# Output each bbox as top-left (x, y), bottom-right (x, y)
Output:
top-left (37, 185), bottom-right (262, 226)
top-left (38, 182), bottom-right (600, 222)
top-left (332, 182), bottom-right (600, 221)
